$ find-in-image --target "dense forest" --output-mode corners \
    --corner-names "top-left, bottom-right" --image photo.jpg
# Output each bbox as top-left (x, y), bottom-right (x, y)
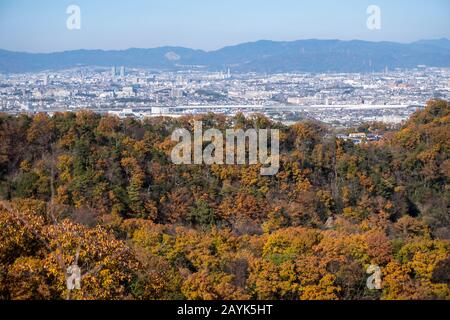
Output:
top-left (0, 99), bottom-right (448, 300)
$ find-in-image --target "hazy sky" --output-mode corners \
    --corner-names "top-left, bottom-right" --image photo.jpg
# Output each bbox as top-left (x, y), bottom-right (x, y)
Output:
top-left (0, 0), bottom-right (449, 52)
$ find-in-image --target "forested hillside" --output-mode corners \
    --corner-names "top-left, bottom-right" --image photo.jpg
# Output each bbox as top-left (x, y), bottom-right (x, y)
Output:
top-left (0, 100), bottom-right (448, 300)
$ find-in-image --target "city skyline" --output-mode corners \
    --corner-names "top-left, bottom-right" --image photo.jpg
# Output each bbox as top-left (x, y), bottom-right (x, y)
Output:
top-left (0, 0), bottom-right (449, 53)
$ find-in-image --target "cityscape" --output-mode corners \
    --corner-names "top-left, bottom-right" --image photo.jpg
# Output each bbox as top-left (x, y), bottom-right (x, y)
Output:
top-left (1, 65), bottom-right (449, 127)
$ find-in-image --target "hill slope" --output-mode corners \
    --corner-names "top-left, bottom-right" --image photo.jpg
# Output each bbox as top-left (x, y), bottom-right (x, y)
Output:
top-left (1, 38), bottom-right (450, 73)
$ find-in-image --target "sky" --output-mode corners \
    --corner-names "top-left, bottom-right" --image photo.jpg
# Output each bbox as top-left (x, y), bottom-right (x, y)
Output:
top-left (0, 0), bottom-right (449, 53)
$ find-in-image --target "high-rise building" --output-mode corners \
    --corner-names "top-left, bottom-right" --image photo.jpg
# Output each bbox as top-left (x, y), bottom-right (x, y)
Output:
top-left (171, 88), bottom-right (183, 98)
top-left (111, 67), bottom-right (116, 78)
top-left (120, 66), bottom-right (125, 78)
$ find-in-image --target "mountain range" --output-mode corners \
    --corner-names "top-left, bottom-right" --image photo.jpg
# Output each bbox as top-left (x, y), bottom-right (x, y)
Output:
top-left (1, 38), bottom-right (450, 74)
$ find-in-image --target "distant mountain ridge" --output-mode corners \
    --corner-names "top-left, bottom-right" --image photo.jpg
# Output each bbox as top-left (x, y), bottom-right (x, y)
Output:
top-left (1, 38), bottom-right (450, 74)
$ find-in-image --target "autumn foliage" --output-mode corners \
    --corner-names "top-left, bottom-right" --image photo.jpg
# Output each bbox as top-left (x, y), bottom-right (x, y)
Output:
top-left (0, 100), bottom-right (448, 300)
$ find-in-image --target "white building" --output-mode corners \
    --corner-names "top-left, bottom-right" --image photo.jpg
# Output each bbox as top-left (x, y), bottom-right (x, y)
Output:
top-left (151, 107), bottom-right (170, 115)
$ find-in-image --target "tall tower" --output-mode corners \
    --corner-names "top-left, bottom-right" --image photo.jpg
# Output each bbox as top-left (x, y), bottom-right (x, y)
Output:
top-left (120, 66), bottom-right (125, 78)
top-left (111, 66), bottom-right (116, 78)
